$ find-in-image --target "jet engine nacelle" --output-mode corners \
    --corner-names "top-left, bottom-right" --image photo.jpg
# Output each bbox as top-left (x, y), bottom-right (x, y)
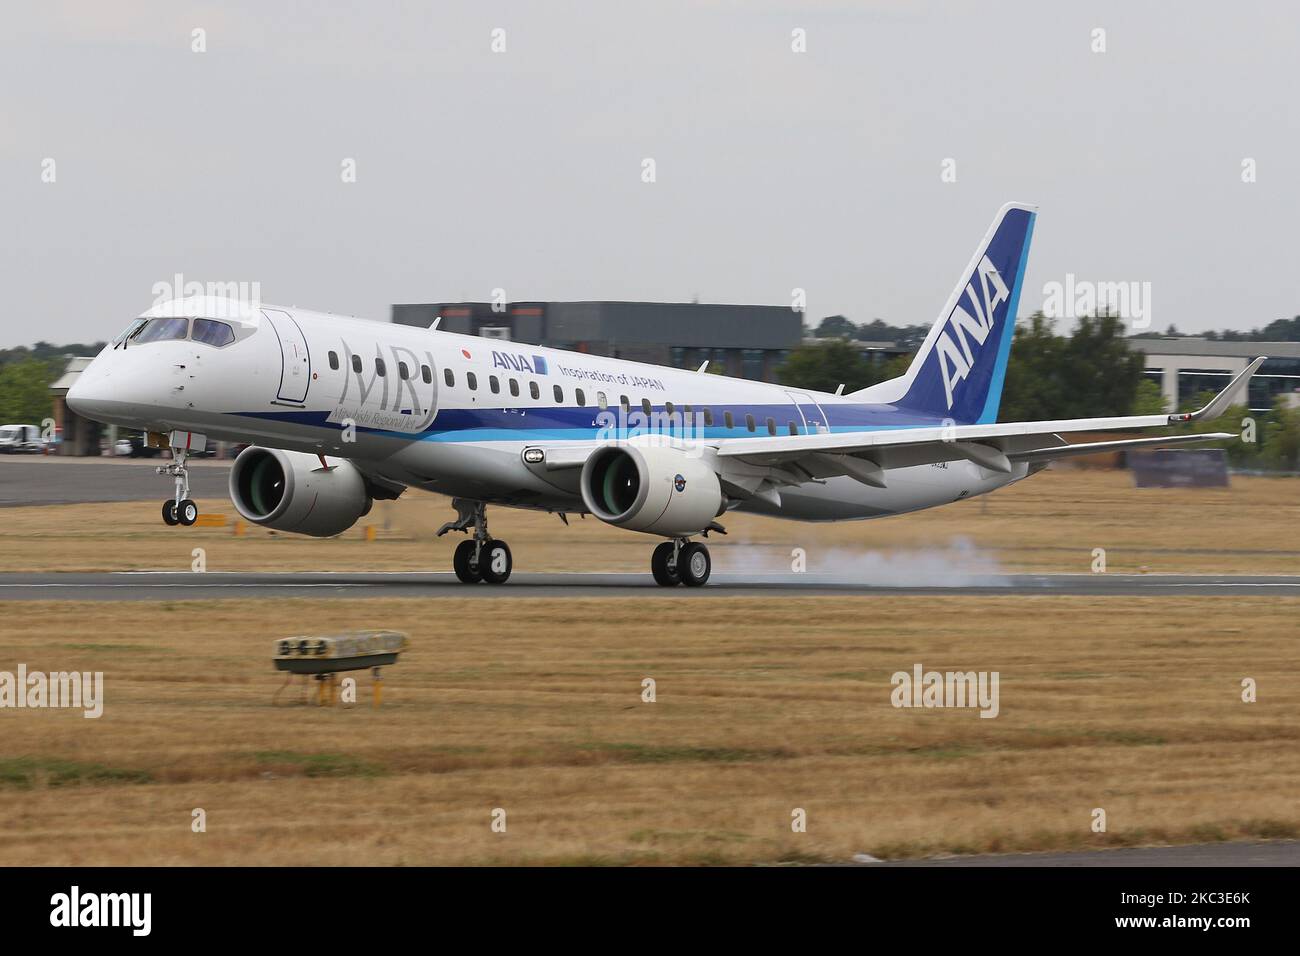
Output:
top-left (580, 443), bottom-right (723, 537)
top-left (228, 446), bottom-right (372, 538)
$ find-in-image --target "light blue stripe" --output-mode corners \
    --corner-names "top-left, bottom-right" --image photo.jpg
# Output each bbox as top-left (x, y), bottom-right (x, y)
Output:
top-left (410, 423), bottom-right (927, 443)
top-left (977, 211), bottom-right (1035, 425)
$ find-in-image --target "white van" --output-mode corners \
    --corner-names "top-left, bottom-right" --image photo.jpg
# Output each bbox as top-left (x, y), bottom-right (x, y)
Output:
top-left (0, 424), bottom-right (45, 453)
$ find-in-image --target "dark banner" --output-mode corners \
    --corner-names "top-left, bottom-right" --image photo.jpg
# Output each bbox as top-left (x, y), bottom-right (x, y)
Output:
top-left (0, 865), bottom-right (1282, 941)
top-left (1130, 449), bottom-right (1230, 488)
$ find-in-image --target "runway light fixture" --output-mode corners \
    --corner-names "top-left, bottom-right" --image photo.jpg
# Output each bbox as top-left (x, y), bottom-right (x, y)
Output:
top-left (273, 630), bottom-right (408, 708)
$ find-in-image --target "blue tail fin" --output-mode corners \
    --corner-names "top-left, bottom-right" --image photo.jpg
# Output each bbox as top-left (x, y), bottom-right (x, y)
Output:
top-left (893, 202), bottom-right (1036, 424)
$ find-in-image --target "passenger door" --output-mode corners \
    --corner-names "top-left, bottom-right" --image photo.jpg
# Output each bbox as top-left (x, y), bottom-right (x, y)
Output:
top-left (784, 390), bottom-right (829, 434)
top-left (263, 309), bottom-right (311, 404)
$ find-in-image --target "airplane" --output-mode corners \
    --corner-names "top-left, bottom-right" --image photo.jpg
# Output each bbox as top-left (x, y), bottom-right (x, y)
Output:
top-left (66, 202), bottom-right (1260, 588)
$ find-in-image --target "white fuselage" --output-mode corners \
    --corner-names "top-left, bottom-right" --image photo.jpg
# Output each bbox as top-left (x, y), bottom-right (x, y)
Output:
top-left (69, 301), bottom-right (1027, 522)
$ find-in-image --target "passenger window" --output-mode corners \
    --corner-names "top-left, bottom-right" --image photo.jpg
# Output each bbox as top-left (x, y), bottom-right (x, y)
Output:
top-left (597, 392), bottom-right (608, 410)
top-left (766, 417), bottom-right (777, 436)
top-left (641, 398), bottom-right (652, 416)
top-left (576, 388), bottom-right (586, 407)
top-left (376, 358), bottom-right (387, 377)
top-left (467, 372), bottom-right (478, 390)
top-left (444, 368), bottom-right (455, 387)
top-left (703, 408), bottom-right (714, 427)
top-left (489, 375), bottom-right (500, 394)
top-left (788, 421), bottom-right (798, 435)
top-left (529, 381), bottom-right (540, 400)
top-left (192, 318), bottom-right (235, 347)
top-left (422, 365), bottom-right (432, 384)
top-left (745, 414), bottom-right (756, 432)
top-left (352, 354), bottom-right (363, 374)
top-left (328, 351), bottom-right (340, 371)
top-left (724, 411), bottom-right (734, 429)
top-left (620, 395), bottom-right (630, 413)
top-left (399, 361), bottom-right (410, 380)
top-left (553, 384), bottom-right (564, 403)
top-left (664, 401), bottom-right (675, 415)
top-left (509, 378), bottom-right (519, 397)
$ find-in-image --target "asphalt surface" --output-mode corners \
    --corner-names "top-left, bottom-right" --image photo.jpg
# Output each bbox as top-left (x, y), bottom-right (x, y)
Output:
top-left (0, 456), bottom-right (231, 506)
top-left (2, 570), bottom-right (1299, 600)
top-left (857, 840), bottom-right (1300, 867)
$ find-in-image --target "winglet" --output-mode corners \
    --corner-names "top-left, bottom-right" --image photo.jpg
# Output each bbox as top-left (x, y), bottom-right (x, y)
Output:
top-left (1168, 356), bottom-right (1265, 423)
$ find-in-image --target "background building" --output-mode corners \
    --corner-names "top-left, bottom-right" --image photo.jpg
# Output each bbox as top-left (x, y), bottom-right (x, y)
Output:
top-left (49, 357), bottom-right (104, 455)
top-left (392, 301), bottom-right (803, 382)
top-left (801, 335), bottom-right (912, 366)
top-left (1132, 339), bottom-right (1300, 412)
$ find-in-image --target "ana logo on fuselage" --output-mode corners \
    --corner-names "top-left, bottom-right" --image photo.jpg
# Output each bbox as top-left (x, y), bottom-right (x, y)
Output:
top-left (934, 255), bottom-right (1010, 410)
top-left (491, 351), bottom-right (548, 375)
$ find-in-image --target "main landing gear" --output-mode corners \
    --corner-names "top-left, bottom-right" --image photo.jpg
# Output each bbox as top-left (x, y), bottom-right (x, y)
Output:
top-left (157, 446), bottom-right (199, 527)
top-left (651, 538), bottom-right (711, 588)
top-left (438, 498), bottom-right (513, 585)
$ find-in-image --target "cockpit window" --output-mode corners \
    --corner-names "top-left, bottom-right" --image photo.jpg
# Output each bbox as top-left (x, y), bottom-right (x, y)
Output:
top-left (112, 318), bottom-right (147, 347)
top-left (134, 316), bottom-right (190, 344)
top-left (192, 318), bottom-right (235, 347)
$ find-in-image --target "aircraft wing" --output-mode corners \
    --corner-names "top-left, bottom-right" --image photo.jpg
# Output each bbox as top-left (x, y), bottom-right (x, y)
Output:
top-left (713, 358), bottom-right (1261, 481)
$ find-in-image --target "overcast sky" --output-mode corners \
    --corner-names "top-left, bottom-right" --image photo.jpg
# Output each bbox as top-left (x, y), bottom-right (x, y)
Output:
top-left (5, 0), bottom-right (1299, 348)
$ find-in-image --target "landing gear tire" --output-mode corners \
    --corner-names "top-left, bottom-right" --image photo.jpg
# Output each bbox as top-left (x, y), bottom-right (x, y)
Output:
top-left (157, 441), bottom-right (196, 528)
top-left (453, 539), bottom-right (482, 584)
top-left (479, 539), bottom-right (513, 585)
top-left (651, 542), bottom-right (680, 587)
top-left (679, 542), bottom-right (711, 587)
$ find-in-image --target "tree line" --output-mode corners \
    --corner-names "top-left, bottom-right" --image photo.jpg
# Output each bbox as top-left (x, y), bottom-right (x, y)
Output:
top-left (0, 342), bottom-right (104, 425)
top-left (1132, 316), bottom-right (1300, 342)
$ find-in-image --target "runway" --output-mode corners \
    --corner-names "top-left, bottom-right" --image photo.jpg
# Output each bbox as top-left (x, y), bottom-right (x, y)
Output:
top-left (2, 570), bottom-right (1300, 600)
top-left (857, 839), bottom-right (1300, 867)
top-left (0, 456), bottom-right (230, 506)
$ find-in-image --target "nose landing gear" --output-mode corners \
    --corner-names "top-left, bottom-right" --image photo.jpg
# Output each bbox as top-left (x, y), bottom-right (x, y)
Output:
top-left (157, 438), bottom-right (200, 527)
top-left (439, 498), bottom-right (513, 585)
top-left (652, 538), bottom-right (711, 588)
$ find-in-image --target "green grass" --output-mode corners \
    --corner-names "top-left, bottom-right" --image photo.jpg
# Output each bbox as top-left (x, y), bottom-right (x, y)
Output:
top-left (247, 750), bottom-right (382, 778)
top-left (57, 642), bottom-right (163, 653)
top-left (584, 742), bottom-right (792, 764)
top-left (0, 757), bottom-right (151, 789)
top-left (628, 828), bottom-right (756, 845)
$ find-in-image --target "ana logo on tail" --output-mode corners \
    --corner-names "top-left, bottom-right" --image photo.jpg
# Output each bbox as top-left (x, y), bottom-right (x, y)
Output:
top-left (934, 255), bottom-right (1010, 409)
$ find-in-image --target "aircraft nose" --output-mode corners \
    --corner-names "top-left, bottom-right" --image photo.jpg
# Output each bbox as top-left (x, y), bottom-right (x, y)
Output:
top-left (65, 358), bottom-right (113, 421)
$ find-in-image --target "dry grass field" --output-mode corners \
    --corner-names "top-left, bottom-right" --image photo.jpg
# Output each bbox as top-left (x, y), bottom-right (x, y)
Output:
top-left (0, 596), bottom-right (1297, 866)
top-left (0, 467), bottom-right (1296, 576)
top-left (0, 467), bottom-right (1296, 865)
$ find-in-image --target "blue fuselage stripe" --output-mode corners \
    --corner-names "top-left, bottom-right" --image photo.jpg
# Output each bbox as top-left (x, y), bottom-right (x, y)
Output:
top-left (233, 399), bottom-right (962, 443)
